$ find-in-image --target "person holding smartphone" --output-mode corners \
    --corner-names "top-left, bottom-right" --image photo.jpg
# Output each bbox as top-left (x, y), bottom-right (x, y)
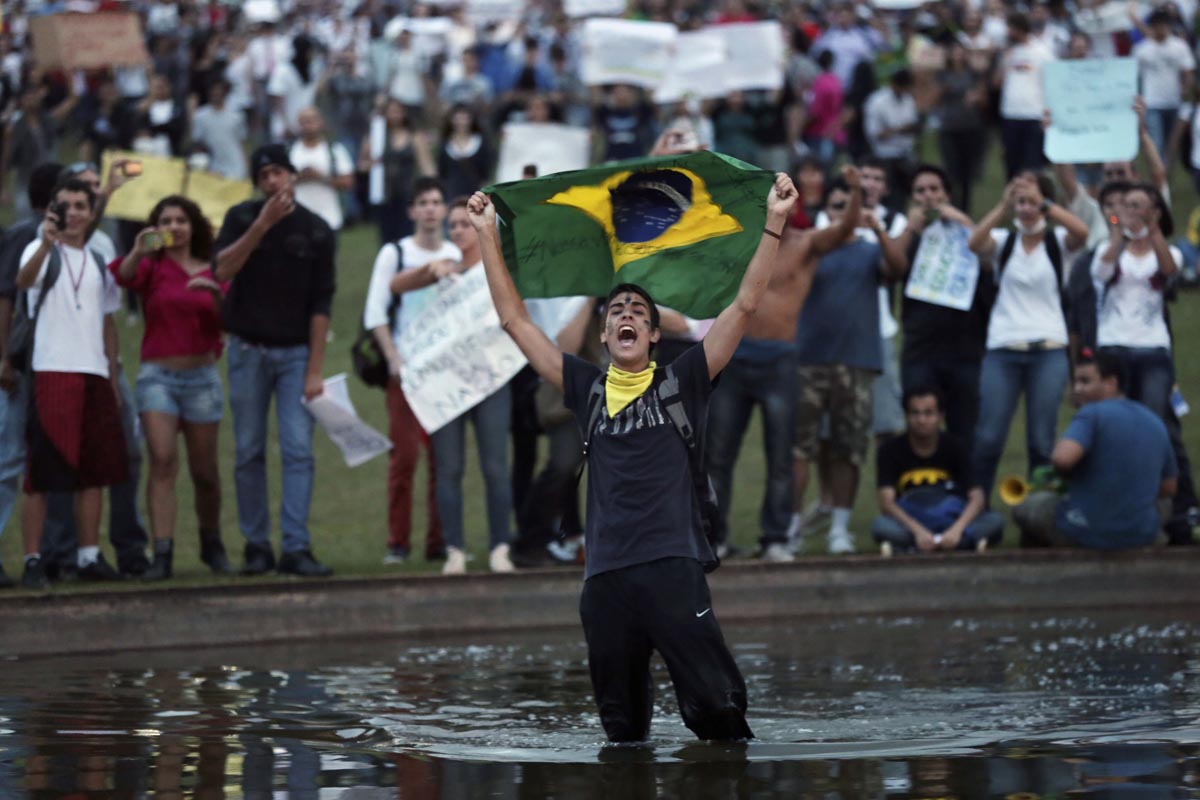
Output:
top-left (112, 195), bottom-right (232, 580)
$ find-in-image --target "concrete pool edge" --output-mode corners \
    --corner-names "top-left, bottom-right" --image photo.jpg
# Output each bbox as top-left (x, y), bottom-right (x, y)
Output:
top-left (1, 548), bottom-right (1196, 657)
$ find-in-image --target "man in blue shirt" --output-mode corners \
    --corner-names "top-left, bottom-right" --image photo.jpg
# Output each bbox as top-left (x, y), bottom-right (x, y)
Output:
top-left (1014, 351), bottom-right (1177, 548)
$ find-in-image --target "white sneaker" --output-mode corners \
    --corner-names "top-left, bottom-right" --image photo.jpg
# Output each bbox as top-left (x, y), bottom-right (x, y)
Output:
top-left (489, 544), bottom-right (515, 573)
top-left (879, 541), bottom-right (893, 558)
top-left (442, 547), bottom-right (467, 575)
top-left (828, 529), bottom-right (856, 555)
top-left (761, 543), bottom-right (795, 563)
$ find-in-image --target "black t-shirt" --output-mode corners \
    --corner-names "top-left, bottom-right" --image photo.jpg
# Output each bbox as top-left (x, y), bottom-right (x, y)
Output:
top-left (215, 200), bottom-right (336, 346)
top-left (900, 227), bottom-right (990, 364)
top-left (875, 433), bottom-right (973, 498)
top-left (563, 343), bottom-right (715, 580)
top-left (593, 103), bottom-right (654, 161)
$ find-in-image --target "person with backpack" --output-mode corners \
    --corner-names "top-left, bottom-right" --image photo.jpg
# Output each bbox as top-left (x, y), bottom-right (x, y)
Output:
top-left (463, 172), bottom-right (798, 743)
top-left (362, 176), bottom-right (458, 567)
top-left (1092, 183), bottom-right (1198, 545)
top-left (13, 177), bottom-right (128, 588)
top-left (289, 107), bottom-right (355, 232)
top-left (967, 172), bottom-right (1089, 502)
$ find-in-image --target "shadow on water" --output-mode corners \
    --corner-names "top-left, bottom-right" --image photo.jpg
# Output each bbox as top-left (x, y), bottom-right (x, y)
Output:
top-left (0, 608), bottom-right (1198, 798)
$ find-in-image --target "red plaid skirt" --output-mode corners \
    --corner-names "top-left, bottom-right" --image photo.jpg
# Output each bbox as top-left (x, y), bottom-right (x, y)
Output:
top-left (25, 371), bottom-right (129, 493)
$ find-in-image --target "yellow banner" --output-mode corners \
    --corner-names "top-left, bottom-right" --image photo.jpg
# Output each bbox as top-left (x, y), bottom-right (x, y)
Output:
top-left (99, 150), bottom-right (253, 228)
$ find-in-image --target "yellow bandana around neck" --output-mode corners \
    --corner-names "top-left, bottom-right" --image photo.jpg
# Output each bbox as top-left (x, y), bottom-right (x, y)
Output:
top-left (605, 361), bottom-right (657, 417)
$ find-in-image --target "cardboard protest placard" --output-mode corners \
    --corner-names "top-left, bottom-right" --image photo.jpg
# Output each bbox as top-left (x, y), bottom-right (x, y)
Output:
top-left (654, 30), bottom-right (729, 103)
top-left (904, 222), bottom-right (980, 311)
top-left (100, 150), bottom-right (253, 228)
top-left (496, 122), bottom-right (590, 183)
top-left (399, 267), bottom-right (528, 433)
top-left (564, 0), bottom-right (627, 17)
top-left (1075, 1), bottom-right (1145, 35)
top-left (30, 12), bottom-right (149, 71)
top-left (580, 18), bottom-right (677, 88)
top-left (1043, 58), bottom-right (1138, 164)
top-left (707, 21), bottom-right (785, 93)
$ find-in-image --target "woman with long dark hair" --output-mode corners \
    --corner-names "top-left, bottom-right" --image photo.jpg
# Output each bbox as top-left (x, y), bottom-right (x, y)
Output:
top-left (112, 195), bottom-right (231, 580)
top-left (438, 104), bottom-right (494, 201)
top-left (359, 97), bottom-right (435, 244)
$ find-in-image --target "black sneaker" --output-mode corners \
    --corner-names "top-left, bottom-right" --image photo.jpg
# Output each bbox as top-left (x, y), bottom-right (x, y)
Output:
top-left (119, 553), bottom-right (152, 577)
top-left (277, 550), bottom-right (333, 578)
top-left (21, 557), bottom-right (49, 590)
top-left (78, 555), bottom-right (124, 582)
top-left (0, 563), bottom-right (13, 589)
top-left (241, 544), bottom-right (276, 576)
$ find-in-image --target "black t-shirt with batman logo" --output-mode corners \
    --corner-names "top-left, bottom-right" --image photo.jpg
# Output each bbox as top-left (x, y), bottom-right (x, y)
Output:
top-left (563, 343), bottom-right (716, 580)
top-left (875, 433), bottom-right (974, 498)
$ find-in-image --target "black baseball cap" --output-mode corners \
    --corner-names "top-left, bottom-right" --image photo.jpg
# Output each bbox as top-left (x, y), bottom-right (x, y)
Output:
top-left (250, 143), bottom-right (296, 179)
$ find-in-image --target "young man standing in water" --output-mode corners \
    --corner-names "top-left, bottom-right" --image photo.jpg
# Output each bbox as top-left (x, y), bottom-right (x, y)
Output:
top-left (465, 173), bottom-right (797, 742)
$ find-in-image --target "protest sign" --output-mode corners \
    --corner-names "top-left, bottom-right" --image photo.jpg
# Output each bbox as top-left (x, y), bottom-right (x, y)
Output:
top-left (872, 0), bottom-right (927, 8)
top-left (305, 375), bottom-right (393, 468)
top-left (399, 267), bottom-right (528, 433)
top-left (580, 18), bottom-right (677, 88)
top-left (655, 30), bottom-right (729, 103)
top-left (31, 12), bottom-right (149, 71)
top-left (904, 221), bottom-right (980, 312)
top-left (565, 0), bottom-right (626, 17)
top-left (1043, 57), bottom-right (1138, 164)
top-left (496, 122), bottom-right (590, 183)
top-left (1075, 1), bottom-right (1144, 35)
top-left (467, 0), bottom-right (525, 22)
top-left (100, 150), bottom-right (253, 227)
top-left (655, 23), bottom-right (784, 100)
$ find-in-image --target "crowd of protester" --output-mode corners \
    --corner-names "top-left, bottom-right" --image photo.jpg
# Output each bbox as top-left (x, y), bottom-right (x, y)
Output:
top-left (0, 0), bottom-right (1197, 590)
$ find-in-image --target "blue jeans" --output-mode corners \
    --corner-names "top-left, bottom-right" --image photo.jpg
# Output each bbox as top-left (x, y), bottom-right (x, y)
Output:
top-left (871, 510), bottom-right (1005, 551)
top-left (430, 385), bottom-right (513, 551)
top-left (1100, 346), bottom-right (1173, 418)
top-left (227, 335), bottom-right (315, 554)
top-left (0, 376), bottom-right (30, 548)
top-left (705, 349), bottom-right (796, 546)
top-left (901, 356), bottom-right (982, 453)
top-left (973, 348), bottom-right (1069, 499)
top-left (1143, 107), bottom-right (1177, 157)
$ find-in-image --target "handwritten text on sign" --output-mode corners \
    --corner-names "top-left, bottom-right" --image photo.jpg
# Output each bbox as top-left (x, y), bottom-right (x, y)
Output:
top-left (400, 266), bottom-right (528, 433)
top-left (1043, 57), bottom-right (1138, 164)
top-left (904, 221), bottom-right (980, 312)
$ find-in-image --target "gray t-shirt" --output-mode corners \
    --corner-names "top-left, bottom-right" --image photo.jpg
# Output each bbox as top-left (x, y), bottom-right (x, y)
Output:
top-left (191, 105), bottom-right (248, 179)
top-left (794, 238), bottom-right (884, 371)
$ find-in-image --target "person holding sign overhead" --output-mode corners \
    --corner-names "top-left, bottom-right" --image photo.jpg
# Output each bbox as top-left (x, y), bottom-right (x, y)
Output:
top-left (465, 171), bottom-right (799, 743)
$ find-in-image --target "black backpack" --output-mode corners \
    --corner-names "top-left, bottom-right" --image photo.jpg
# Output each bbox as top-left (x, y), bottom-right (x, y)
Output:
top-left (979, 227), bottom-right (1068, 320)
top-left (578, 364), bottom-right (722, 573)
top-left (350, 242), bottom-right (403, 389)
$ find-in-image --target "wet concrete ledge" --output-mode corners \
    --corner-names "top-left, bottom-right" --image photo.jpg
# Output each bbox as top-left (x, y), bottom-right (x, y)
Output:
top-left (1, 549), bottom-right (1198, 658)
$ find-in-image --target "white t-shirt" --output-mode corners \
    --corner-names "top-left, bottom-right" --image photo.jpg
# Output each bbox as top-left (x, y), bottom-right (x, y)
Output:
top-left (1134, 36), bottom-right (1195, 109)
top-left (289, 140), bottom-right (355, 230)
top-left (1093, 241), bottom-right (1178, 349)
top-left (362, 236), bottom-right (462, 356)
top-left (267, 62), bottom-right (316, 140)
top-left (985, 228), bottom-right (1072, 349)
top-left (1000, 41), bottom-right (1056, 120)
top-left (20, 241), bottom-right (121, 377)
top-left (863, 88), bottom-right (919, 159)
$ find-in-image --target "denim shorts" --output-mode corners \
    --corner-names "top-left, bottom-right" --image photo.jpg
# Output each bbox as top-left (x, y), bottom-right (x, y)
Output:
top-left (135, 362), bottom-right (224, 424)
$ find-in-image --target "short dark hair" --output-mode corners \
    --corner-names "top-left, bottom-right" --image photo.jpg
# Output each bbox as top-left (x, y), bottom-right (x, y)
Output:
top-left (890, 68), bottom-right (914, 89)
top-left (1098, 179), bottom-right (1133, 210)
top-left (29, 162), bottom-right (64, 211)
top-left (604, 283), bottom-right (660, 331)
top-left (1077, 349), bottom-right (1127, 393)
top-left (148, 195), bottom-right (214, 261)
top-left (903, 386), bottom-right (944, 413)
top-left (52, 177), bottom-right (97, 209)
top-left (1147, 9), bottom-right (1171, 25)
top-left (816, 49), bottom-right (834, 70)
top-left (858, 156), bottom-right (888, 174)
top-left (909, 163), bottom-right (949, 195)
top-left (409, 176), bottom-right (445, 204)
top-left (1007, 11), bottom-right (1032, 33)
top-left (448, 195), bottom-right (471, 212)
top-left (822, 176), bottom-right (850, 206)
top-left (1016, 170), bottom-right (1057, 205)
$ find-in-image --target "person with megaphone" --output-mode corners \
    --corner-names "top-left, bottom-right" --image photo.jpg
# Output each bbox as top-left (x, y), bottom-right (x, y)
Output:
top-left (872, 386), bottom-right (1004, 555)
top-left (1012, 350), bottom-right (1177, 548)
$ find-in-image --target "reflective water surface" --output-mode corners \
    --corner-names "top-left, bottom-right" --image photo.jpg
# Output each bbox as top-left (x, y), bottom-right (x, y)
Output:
top-left (0, 608), bottom-right (1198, 798)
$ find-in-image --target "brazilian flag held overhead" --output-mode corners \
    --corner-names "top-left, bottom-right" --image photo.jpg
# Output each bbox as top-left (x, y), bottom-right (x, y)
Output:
top-left (484, 151), bottom-right (775, 319)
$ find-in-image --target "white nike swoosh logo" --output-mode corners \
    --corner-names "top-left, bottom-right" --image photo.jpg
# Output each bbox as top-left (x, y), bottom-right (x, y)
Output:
top-left (695, 608), bottom-right (711, 618)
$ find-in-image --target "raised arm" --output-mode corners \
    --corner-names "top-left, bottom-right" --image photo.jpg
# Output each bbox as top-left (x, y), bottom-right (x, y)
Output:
top-left (1135, 96), bottom-right (1169, 191)
top-left (702, 173), bottom-right (798, 379)
top-left (969, 180), bottom-right (1017, 261)
top-left (467, 192), bottom-right (567, 390)
top-left (807, 164), bottom-right (863, 257)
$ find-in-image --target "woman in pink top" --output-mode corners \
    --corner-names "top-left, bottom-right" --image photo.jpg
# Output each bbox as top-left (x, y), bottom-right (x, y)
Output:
top-left (112, 195), bottom-right (231, 581)
top-left (803, 50), bottom-right (845, 165)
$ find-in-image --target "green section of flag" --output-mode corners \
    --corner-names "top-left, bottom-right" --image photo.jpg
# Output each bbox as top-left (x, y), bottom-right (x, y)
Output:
top-left (485, 151), bottom-right (774, 319)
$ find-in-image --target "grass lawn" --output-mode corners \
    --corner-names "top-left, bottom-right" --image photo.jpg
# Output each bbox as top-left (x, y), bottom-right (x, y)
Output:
top-left (2, 135), bottom-right (1198, 584)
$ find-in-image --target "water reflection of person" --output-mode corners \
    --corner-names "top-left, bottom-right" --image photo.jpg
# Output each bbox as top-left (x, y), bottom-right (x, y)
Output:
top-left (465, 173), bottom-right (798, 743)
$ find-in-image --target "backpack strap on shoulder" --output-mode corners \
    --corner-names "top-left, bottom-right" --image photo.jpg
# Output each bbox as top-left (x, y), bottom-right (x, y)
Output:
top-left (657, 364), bottom-right (695, 449)
top-left (581, 375), bottom-right (606, 457)
top-left (997, 227), bottom-right (1018, 275)
top-left (29, 244), bottom-right (64, 319)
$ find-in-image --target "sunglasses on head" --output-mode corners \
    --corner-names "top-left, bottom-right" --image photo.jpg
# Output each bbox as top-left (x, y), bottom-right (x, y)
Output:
top-left (64, 161), bottom-right (99, 177)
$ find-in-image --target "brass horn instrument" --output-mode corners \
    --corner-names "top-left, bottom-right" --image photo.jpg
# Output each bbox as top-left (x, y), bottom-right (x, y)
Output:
top-left (998, 475), bottom-right (1030, 506)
